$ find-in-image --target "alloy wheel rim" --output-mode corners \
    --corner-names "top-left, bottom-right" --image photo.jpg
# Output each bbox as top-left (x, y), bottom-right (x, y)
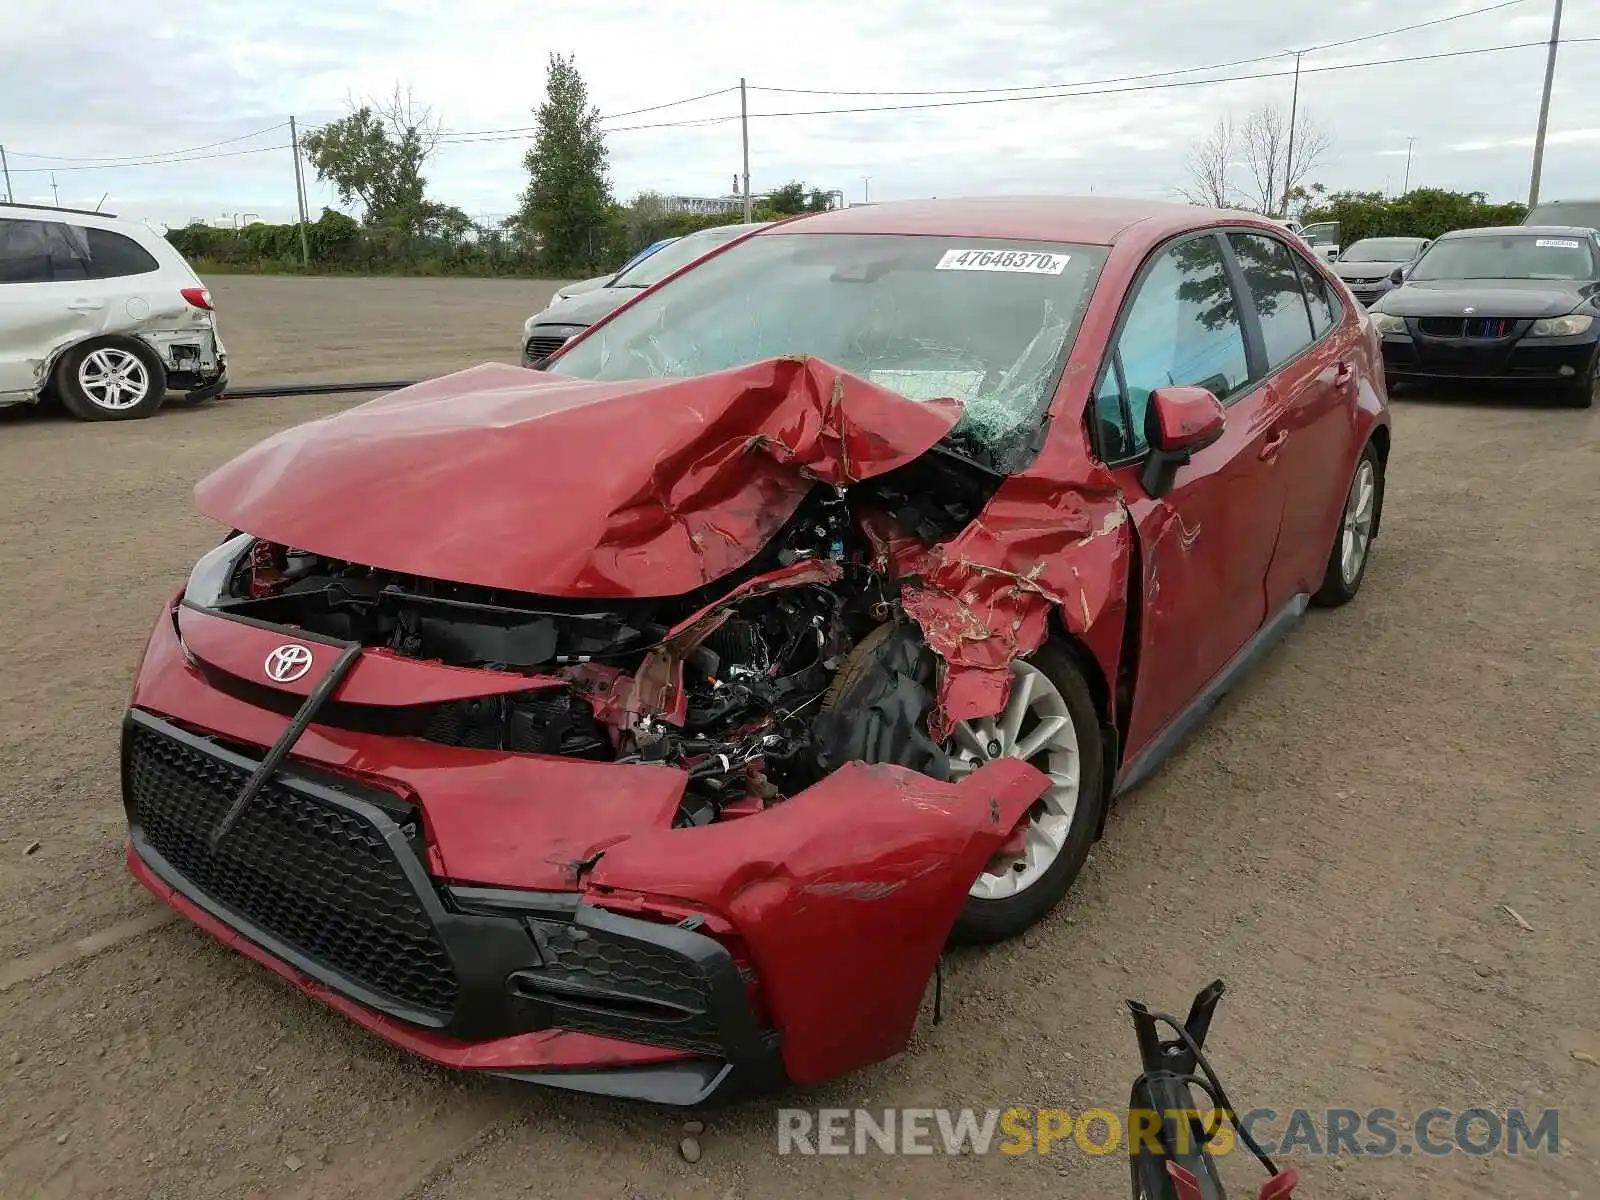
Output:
top-left (78, 348), bottom-right (149, 411)
top-left (1340, 459), bottom-right (1376, 585)
top-left (947, 658), bottom-right (1081, 900)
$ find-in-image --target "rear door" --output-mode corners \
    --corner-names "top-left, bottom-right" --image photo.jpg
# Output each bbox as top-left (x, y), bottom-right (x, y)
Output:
top-left (1226, 231), bottom-right (1360, 606)
top-left (1092, 231), bottom-right (1294, 754)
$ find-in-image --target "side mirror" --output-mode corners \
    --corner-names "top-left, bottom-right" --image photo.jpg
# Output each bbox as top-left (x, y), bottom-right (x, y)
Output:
top-left (1323, 246), bottom-right (1339, 261)
top-left (1141, 386), bottom-right (1226, 498)
top-left (1389, 267), bottom-right (1405, 285)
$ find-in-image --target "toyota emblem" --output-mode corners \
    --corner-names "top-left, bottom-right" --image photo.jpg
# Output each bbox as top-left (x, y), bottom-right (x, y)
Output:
top-left (264, 643), bottom-right (314, 683)
top-left (1463, 306), bottom-right (1476, 314)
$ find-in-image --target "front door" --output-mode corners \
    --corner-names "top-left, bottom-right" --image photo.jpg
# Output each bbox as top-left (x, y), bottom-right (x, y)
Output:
top-left (1091, 232), bottom-right (1294, 760)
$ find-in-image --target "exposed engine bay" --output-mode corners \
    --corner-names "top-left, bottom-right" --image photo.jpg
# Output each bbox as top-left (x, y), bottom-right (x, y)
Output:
top-left (200, 450), bottom-right (1001, 826)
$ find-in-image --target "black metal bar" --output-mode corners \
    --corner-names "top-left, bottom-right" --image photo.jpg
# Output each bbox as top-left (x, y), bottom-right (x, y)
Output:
top-left (223, 380), bottom-right (420, 400)
top-left (207, 640), bottom-right (362, 848)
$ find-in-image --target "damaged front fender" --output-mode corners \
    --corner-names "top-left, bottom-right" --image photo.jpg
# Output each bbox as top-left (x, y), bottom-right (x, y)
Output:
top-left (586, 755), bottom-right (1048, 1084)
top-left (898, 426), bottom-right (1133, 735)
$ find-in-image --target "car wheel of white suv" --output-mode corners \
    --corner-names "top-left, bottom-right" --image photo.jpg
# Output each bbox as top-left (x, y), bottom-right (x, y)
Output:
top-left (55, 338), bottom-right (167, 421)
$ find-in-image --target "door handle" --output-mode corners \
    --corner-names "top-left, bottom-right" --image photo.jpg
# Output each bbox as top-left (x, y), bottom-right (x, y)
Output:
top-left (1333, 362), bottom-right (1354, 388)
top-left (66, 301), bottom-right (105, 312)
top-left (1258, 429), bottom-right (1289, 460)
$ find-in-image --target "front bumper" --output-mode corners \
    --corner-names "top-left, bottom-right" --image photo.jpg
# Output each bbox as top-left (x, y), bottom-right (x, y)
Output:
top-left (124, 708), bottom-right (783, 1104)
top-left (1380, 324), bottom-right (1599, 384)
top-left (122, 601), bottom-right (1047, 1101)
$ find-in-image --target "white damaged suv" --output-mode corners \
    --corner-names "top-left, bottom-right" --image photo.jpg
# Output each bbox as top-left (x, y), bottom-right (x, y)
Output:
top-left (0, 203), bottom-right (226, 421)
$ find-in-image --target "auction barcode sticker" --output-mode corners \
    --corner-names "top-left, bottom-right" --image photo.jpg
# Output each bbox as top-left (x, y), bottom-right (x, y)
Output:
top-left (935, 248), bottom-right (1070, 274)
top-left (1535, 238), bottom-right (1582, 249)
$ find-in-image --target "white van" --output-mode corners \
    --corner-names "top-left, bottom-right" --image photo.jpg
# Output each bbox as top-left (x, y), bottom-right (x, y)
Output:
top-left (0, 203), bottom-right (227, 420)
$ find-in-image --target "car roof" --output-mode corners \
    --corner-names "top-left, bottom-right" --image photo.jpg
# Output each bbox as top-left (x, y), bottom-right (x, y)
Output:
top-left (763, 196), bottom-right (1246, 246)
top-left (1439, 225), bottom-right (1596, 239)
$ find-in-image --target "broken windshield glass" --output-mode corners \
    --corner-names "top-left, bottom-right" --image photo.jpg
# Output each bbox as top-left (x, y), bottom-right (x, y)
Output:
top-left (547, 233), bottom-right (1108, 472)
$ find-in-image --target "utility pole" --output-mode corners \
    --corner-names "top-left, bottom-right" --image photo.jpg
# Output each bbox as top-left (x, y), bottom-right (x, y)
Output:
top-left (1527, 0), bottom-right (1564, 208)
top-left (289, 116), bottom-right (311, 268)
top-left (50, 174), bottom-right (60, 207)
top-left (1403, 137), bottom-right (1415, 194)
top-left (863, 176), bottom-right (871, 204)
top-left (739, 79), bottom-right (751, 222)
top-left (1281, 49), bottom-right (1304, 218)
top-left (0, 145), bottom-right (11, 203)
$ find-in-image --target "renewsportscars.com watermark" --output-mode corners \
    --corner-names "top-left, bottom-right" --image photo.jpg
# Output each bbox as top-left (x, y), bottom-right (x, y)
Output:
top-left (777, 1107), bottom-right (1561, 1158)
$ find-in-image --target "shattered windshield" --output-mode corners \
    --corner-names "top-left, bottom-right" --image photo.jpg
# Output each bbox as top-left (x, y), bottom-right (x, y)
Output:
top-left (548, 233), bottom-right (1108, 471)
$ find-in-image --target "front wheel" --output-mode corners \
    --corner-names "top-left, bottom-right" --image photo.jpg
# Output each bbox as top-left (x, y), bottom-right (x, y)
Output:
top-left (1558, 360), bottom-right (1596, 409)
top-left (55, 339), bottom-right (166, 421)
top-left (1312, 442), bottom-right (1383, 608)
top-left (946, 642), bottom-right (1104, 945)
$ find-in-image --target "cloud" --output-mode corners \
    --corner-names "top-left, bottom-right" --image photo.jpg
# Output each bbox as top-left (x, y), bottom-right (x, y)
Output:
top-left (2, 0), bottom-right (1597, 227)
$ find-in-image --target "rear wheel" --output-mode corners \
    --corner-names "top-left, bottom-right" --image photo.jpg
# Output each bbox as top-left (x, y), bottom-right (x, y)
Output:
top-left (55, 339), bottom-right (166, 421)
top-left (1312, 442), bottom-right (1382, 608)
top-left (946, 643), bottom-right (1104, 944)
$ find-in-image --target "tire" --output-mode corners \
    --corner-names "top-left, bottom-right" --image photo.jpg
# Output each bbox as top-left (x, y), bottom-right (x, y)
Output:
top-left (54, 338), bottom-right (167, 421)
top-left (1558, 360), bottom-right (1596, 409)
top-left (947, 641), bottom-right (1105, 945)
top-left (1312, 441), bottom-right (1383, 608)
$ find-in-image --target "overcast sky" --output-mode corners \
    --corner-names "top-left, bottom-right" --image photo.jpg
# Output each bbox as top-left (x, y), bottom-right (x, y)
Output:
top-left (3, 0), bottom-right (1596, 230)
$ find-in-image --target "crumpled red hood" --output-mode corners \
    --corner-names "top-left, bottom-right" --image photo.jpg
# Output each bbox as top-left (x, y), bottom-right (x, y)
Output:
top-left (195, 359), bottom-right (961, 598)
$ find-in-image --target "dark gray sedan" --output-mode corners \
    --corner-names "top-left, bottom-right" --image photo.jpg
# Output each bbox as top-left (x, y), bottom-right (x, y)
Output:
top-left (521, 223), bottom-right (770, 365)
top-left (1331, 237), bottom-right (1430, 307)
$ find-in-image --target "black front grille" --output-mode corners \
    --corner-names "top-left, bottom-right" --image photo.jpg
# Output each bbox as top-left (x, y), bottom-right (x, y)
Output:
top-left (1417, 316), bottom-right (1521, 339)
top-left (125, 721), bottom-right (458, 1018)
top-left (515, 917), bottom-right (733, 1055)
top-left (525, 334), bottom-right (570, 361)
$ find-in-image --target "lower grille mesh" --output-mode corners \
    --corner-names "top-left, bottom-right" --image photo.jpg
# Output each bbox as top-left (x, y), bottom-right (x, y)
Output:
top-left (125, 722), bottom-right (458, 1017)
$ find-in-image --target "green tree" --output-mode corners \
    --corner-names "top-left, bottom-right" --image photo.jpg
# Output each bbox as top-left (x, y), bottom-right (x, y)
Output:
top-left (765, 181), bottom-right (809, 215)
top-left (301, 87), bottom-right (440, 230)
top-left (517, 53), bottom-right (612, 271)
top-left (764, 181), bottom-right (836, 216)
top-left (1301, 188), bottom-right (1527, 243)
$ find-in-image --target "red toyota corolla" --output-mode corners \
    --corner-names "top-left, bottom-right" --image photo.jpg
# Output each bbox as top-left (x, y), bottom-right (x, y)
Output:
top-left (123, 198), bottom-right (1389, 1105)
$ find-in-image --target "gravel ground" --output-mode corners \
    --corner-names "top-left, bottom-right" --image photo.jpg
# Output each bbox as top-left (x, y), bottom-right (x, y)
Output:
top-left (0, 276), bottom-right (1596, 1199)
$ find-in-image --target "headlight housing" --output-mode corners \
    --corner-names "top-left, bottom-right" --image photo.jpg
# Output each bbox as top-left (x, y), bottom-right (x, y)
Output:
top-left (1370, 312), bottom-right (1408, 335)
top-left (183, 532), bottom-right (253, 607)
top-left (1527, 313), bottom-right (1594, 337)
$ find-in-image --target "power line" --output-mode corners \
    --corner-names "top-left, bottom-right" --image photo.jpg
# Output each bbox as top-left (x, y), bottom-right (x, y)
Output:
top-left (417, 31), bottom-right (1596, 146)
top-left (598, 86), bottom-right (739, 121)
top-left (748, 0), bottom-right (1532, 97)
top-left (7, 144), bottom-right (291, 174)
top-left (437, 85), bottom-right (741, 140)
top-left (5, 123), bottom-right (289, 164)
top-left (736, 38), bottom-right (1598, 121)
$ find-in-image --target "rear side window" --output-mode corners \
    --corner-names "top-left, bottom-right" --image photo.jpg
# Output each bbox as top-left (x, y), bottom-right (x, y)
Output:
top-left (1293, 253), bottom-right (1342, 337)
top-left (0, 218), bottom-right (90, 283)
top-left (83, 227), bottom-right (160, 278)
top-left (1094, 234), bottom-right (1250, 457)
top-left (1228, 233), bottom-right (1317, 368)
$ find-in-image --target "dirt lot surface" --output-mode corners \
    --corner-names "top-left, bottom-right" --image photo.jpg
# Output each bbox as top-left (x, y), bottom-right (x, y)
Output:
top-left (1, 275), bottom-right (1596, 1200)
top-left (208, 274), bottom-right (562, 383)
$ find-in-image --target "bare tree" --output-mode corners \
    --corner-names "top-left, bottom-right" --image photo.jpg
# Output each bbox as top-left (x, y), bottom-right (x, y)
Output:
top-left (1237, 103), bottom-right (1330, 216)
top-left (1182, 117), bottom-right (1238, 208)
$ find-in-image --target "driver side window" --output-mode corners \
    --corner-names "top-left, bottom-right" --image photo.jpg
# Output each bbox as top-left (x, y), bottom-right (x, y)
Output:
top-left (1094, 234), bottom-right (1249, 459)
